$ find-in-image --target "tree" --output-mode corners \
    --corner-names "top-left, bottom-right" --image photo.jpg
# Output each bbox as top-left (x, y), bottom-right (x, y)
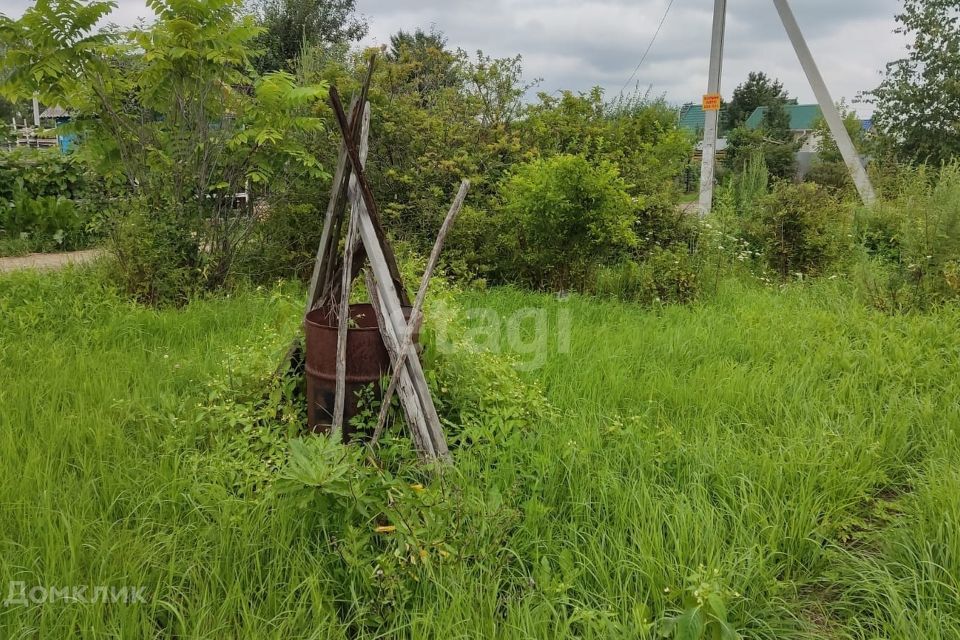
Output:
top-left (761, 100), bottom-right (791, 134)
top-left (0, 0), bottom-right (329, 300)
top-left (251, 0), bottom-right (366, 72)
top-left (867, 0), bottom-right (960, 166)
top-left (805, 102), bottom-right (868, 193)
top-left (724, 71), bottom-right (792, 130)
top-left (386, 28), bottom-right (462, 103)
top-left (726, 99), bottom-right (798, 181)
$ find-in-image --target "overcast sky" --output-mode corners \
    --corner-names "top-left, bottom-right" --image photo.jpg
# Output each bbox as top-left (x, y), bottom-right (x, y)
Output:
top-left (4, 0), bottom-right (907, 116)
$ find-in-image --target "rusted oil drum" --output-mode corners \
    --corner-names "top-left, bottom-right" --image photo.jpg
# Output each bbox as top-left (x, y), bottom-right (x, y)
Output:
top-left (304, 303), bottom-right (415, 441)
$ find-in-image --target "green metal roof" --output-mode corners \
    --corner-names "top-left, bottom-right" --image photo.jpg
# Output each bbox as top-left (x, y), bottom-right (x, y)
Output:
top-left (678, 103), bottom-right (728, 133)
top-left (679, 104), bottom-right (705, 132)
top-left (744, 104), bottom-right (822, 131)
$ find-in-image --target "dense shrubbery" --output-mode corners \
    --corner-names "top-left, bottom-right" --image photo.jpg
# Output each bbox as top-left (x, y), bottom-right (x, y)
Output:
top-left (249, 41), bottom-right (697, 302)
top-left (236, 202), bottom-right (325, 283)
top-left (0, 149), bottom-right (107, 254)
top-left (1, 0), bottom-right (328, 298)
top-left (491, 154), bottom-right (636, 289)
top-left (104, 199), bottom-right (202, 306)
top-left (717, 153), bottom-right (852, 280)
top-left (748, 182), bottom-right (851, 279)
top-left (854, 163), bottom-right (960, 311)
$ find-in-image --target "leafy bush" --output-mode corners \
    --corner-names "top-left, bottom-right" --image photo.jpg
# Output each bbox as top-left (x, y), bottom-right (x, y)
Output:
top-left (522, 88), bottom-right (691, 216)
top-left (493, 154), bottom-right (636, 289)
top-left (590, 247), bottom-right (699, 305)
top-left (1, 192), bottom-right (89, 252)
top-left (104, 200), bottom-right (202, 306)
top-left (805, 161), bottom-right (854, 195)
top-left (0, 148), bottom-right (89, 202)
top-left (738, 181), bottom-right (852, 279)
top-left (236, 202), bottom-right (325, 283)
top-left (854, 163), bottom-right (960, 310)
top-left (0, 149), bottom-right (107, 253)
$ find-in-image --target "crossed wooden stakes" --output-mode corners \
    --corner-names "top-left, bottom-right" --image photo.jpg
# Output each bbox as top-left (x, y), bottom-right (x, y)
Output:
top-left (302, 67), bottom-right (468, 464)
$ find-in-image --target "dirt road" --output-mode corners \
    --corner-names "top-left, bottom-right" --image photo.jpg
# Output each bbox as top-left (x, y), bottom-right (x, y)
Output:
top-left (0, 249), bottom-right (104, 273)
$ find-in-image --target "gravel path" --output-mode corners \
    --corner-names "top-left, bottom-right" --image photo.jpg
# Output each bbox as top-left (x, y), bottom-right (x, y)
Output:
top-left (0, 249), bottom-right (104, 273)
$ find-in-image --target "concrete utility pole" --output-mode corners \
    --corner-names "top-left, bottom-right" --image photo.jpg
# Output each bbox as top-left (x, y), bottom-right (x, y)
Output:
top-left (698, 0), bottom-right (727, 216)
top-left (772, 0), bottom-right (877, 205)
top-left (32, 96), bottom-right (40, 127)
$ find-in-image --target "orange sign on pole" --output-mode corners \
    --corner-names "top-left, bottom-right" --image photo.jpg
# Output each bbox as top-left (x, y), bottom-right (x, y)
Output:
top-left (702, 94), bottom-right (722, 111)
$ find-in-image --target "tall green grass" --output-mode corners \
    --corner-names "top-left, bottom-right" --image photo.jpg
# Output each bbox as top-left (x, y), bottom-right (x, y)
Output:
top-left (1, 269), bottom-right (958, 638)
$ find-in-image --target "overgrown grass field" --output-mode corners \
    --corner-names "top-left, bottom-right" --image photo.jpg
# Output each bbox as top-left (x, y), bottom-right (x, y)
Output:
top-left (1, 268), bottom-right (958, 638)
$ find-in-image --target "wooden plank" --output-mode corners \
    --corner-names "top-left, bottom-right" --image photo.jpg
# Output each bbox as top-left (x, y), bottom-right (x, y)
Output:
top-left (352, 181), bottom-right (450, 461)
top-left (304, 95), bottom-right (359, 317)
top-left (366, 272), bottom-right (435, 459)
top-left (371, 180), bottom-right (470, 447)
top-left (328, 86), bottom-right (410, 307)
top-left (305, 55), bottom-right (378, 315)
top-left (331, 105), bottom-right (371, 438)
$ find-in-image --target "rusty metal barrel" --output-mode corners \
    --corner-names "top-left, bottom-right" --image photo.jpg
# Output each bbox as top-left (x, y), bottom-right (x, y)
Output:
top-left (304, 303), bottom-right (415, 441)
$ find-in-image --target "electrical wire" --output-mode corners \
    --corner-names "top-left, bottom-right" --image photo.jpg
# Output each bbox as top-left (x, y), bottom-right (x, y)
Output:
top-left (619, 0), bottom-right (678, 96)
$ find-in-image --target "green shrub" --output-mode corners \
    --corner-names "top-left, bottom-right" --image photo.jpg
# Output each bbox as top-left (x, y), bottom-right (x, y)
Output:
top-left (740, 181), bottom-right (852, 279)
top-left (522, 88), bottom-right (692, 215)
top-left (0, 191), bottom-right (90, 252)
top-left (0, 148), bottom-right (89, 202)
top-left (105, 201), bottom-right (201, 306)
top-left (591, 247), bottom-right (699, 305)
top-left (494, 154), bottom-right (636, 290)
top-left (805, 161), bottom-right (855, 195)
top-left (854, 163), bottom-right (960, 310)
top-left (236, 202), bottom-right (325, 283)
top-left (443, 204), bottom-right (497, 280)
top-left (0, 149), bottom-right (107, 253)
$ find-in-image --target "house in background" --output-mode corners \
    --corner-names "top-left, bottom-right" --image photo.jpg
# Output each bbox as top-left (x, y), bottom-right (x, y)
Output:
top-left (39, 105), bottom-right (76, 153)
top-left (744, 104), bottom-right (822, 152)
top-left (678, 102), bottom-right (874, 181)
top-left (678, 103), bottom-right (728, 161)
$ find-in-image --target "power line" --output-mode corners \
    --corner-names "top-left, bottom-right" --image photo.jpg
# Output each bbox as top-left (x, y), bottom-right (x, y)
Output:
top-left (619, 0), bottom-right (678, 96)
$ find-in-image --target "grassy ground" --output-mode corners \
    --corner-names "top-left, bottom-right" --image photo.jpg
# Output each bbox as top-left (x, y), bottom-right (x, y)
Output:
top-left (1, 268), bottom-right (958, 638)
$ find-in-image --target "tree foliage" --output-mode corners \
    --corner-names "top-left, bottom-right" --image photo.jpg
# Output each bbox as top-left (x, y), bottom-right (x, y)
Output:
top-left (0, 0), bottom-right (329, 299)
top-left (868, 0), bottom-right (960, 166)
top-left (250, 0), bottom-right (366, 72)
top-left (724, 71), bottom-right (792, 130)
top-left (386, 27), bottom-right (460, 98)
top-left (723, 72), bottom-right (798, 180)
top-left (495, 154), bottom-right (637, 289)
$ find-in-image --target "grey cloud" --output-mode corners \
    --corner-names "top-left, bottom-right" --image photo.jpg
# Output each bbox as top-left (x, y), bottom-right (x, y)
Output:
top-left (2, 0), bottom-right (907, 115)
top-left (357, 0), bottom-right (906, 114)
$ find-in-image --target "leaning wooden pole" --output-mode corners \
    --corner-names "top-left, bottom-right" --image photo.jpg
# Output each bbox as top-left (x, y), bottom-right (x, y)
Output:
top-left (331, 105), bottom-right (371, 438)
top-left (371, 180), bottom-right (470, 448)
top-left (366, 272), bottom-right (436, 459)
top-left (328, 86), bottom-right (410, 306)
top-left (304, 55), bottom-right (378, 316)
